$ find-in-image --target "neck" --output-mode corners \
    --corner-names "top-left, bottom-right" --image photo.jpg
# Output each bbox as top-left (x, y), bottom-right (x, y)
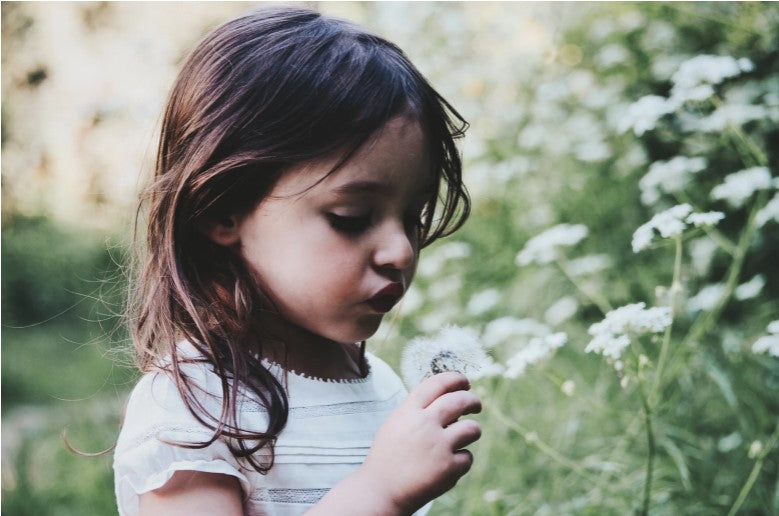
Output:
top-left (258, 310), bottom-right (366, 381)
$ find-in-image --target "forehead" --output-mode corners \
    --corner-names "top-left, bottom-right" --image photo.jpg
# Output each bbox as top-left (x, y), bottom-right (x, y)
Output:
top-left (271, 116), bottom-right (434, 199)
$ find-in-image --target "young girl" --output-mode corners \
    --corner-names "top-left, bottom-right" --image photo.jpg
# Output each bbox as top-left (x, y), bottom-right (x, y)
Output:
top-left (113, 7), bottom-right (481, 515)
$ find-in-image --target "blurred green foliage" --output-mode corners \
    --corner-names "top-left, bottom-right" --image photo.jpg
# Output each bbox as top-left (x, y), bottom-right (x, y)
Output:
top-left (2, 2), bottom-right (779, 515)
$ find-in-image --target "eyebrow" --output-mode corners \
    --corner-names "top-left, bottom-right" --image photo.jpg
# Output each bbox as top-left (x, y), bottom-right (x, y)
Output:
top-left (332, 180), bottom-right (391, 195)
top-left (332, 179), bottom-right (437, 199)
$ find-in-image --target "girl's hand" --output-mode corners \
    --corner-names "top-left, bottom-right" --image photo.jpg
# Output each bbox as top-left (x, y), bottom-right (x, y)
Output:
top-left (359, 371), bottom-right (482, 514)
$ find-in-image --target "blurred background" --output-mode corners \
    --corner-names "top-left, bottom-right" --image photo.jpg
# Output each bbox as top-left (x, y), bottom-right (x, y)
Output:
top-left (2, 2), bottom-right (778, 514)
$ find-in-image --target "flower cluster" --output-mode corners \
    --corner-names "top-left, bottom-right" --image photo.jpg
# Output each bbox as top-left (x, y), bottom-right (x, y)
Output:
top-left (618, 55), bottom-right (754, 135)
top-left (401, 325), bottom-right (495, 387)
top-left (638, 156), bottom-right (707, 205)
top-left (515, 223), bottom-right (588, 266)
top-left (482, 316), bottom-right (552, 348)
top-left (632, 203), bottom-right (724, 252)
top-left (710, 166), bottom-right (775, 207)
top-left (504, 332), bottom-right (568, 379)
top-left (752, 320), bottom-right (779, 357)
top-left (586, 302), bottom-right (672, 359)
top-left (756, 193), bottom-right (779, 227)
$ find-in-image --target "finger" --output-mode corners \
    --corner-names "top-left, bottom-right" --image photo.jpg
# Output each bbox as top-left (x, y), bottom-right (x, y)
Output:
top-left (451, 449), bottom-right (474, 475)
top-left (426, 390), bottom-right (482, 426)
top-left (446, 419), bottom-right (482, 450)
top-left (408, 372), bottom-right (470, 408)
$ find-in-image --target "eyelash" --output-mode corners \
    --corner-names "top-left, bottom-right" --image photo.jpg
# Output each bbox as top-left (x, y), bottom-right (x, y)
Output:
top-left (327, 213), bottom-right (372, 235)
top-left (326, 210), bottom-right (426, 237)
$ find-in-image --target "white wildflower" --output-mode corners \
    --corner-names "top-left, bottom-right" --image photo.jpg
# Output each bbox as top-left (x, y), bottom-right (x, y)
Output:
top-left (417, 241), bottom-right (471, 277)
top-left (686, 211), bottom-right (725, 227)
top-left (639, 156), bottom-right (707, 205)
top-left (632, 204), bottom-right (693, 252)
top-left (503, 332), bottom-right (567, 379)
top-left (483, 490), bottom-right (502, 503)
top-left (755, 193), bottom-right (779, 227)
top-left (482, 316), bottom-right (551, 348)
top-left (748, 440), bottom-right (764, 459)
top-left (671, 55), bottom-right (753, 92)
top-left (567, 253), bottom-right (612, 276)
top-left (466, 289), bottom-right (501, 316)
top-left (427, 275), bottom-right (462, 301)
top-left (401, 325), bottom-right (492, 387)
top-left (734, 275), bottom-right (765, 301)
top-left (669, 83), bottom-right (715, 106)
top-left (717, 432), bottom-right (743, 453)
top-left (617, 95), bottom-right (675, 136)
top-left (544, 296), bottom-right (579, 326)
top-left (696, 104), bottom-right (767, 132)
top-left (586, 302), bottom-right (672, 359)
top-left (689, 237), bottom-right (719, 275)
top-left (400, 286), bottom-right (424, 313)
top-left (516, 223), bottom-right (588, 266)
top-left (710, 167), bottom-right (773, 207)
top-left (561, 380), bottom-right (576, 397)
top-left (687, 283), bottom-right (726, 312)
top-left (752, 320), bottom-right (779, 358)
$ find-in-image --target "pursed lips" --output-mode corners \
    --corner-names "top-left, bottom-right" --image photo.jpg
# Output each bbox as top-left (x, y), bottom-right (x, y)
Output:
top-left (366, 282), bottom-right (404, 313)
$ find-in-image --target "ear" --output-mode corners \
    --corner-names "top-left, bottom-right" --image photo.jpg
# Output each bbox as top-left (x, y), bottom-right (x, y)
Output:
top-left (199, 215), bottom-right (241, 247)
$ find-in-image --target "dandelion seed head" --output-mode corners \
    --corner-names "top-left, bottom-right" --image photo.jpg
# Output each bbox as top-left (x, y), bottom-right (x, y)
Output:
top-left (401, 325), bottom-right (492, 387)
top-left (515, 223), bottom-right (588, 266)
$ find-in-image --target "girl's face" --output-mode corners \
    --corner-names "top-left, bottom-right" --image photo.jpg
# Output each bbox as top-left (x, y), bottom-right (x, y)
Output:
top-left (235, 116), bottom-right (431, 345)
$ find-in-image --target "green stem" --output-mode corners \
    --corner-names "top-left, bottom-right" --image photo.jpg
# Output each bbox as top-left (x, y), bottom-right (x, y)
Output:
top-left (674, 191), bottom-right (736, 255)
top-left (650, 235), bottom-right (682, 405)
top-left (489, 399), bottom-right (606, 486)
top-left (726, 422), bottom-right (779, 516)
top-left (637, 379), bottom-right (656, 516)
top-left (555, 257), bottom-right (613, 315)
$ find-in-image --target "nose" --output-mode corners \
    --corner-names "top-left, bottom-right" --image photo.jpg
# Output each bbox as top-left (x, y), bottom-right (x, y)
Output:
top-left (372, 222), bottom-right (417, 273)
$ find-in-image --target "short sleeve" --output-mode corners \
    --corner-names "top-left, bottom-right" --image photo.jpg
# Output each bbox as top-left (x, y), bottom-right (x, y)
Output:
top-left (113, 368), bottom-right (253, 516)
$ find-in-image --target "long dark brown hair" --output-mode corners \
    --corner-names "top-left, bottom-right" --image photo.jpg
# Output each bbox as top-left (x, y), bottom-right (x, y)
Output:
top-left (128, 6), bottom-right (470, 473)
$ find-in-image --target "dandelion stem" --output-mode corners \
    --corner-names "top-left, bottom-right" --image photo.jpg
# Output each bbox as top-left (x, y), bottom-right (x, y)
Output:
top-left (650, 235), bottom-right (682, 405)
top-left (637, 379), bottom-right (656, 516)
top-left (554, 257), bottom-right (613, 315)
top-left (726, 422), bottom-right (779, 516)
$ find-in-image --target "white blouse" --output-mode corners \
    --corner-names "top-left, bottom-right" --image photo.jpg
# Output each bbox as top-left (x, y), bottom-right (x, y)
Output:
top-left (113, 347), bottom-right (430, 515)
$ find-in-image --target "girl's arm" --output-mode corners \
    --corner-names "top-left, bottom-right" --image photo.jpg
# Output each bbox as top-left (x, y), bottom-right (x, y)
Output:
top-left (307, 372), bottom-right (482, 516)
top-left (138, 470), bottom-right (243, 516)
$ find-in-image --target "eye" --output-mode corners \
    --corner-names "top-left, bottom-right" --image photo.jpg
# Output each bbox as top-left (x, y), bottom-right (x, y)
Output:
top-left (327, 213), bottom-right (372, 235)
